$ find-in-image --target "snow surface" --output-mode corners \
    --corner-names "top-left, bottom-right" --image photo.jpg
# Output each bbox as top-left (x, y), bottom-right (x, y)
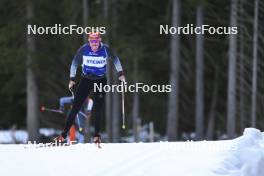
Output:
top-left (0, 128), bottom-right (264, 176)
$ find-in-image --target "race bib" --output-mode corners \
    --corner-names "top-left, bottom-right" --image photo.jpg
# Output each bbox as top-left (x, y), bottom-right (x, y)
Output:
top-left (82, 56), bottom-right (107, 68)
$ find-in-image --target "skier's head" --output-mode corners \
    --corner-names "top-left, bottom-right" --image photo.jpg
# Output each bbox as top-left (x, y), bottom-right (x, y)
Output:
top-left (88, 32), bottom-right (101, 51)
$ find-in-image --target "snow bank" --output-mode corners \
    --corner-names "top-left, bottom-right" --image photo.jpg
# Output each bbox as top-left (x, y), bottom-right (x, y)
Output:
top-left (0, 128), bottom-right (263, 176)
top-left (0, 130), bottom-right (28, 143)
top-left (213, 128), bottom-right (264, 176)
top-left (0, 128), bottom-right (61, 144)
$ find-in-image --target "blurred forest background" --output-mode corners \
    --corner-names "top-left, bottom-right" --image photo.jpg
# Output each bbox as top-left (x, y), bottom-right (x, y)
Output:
top-left (0, 0), bottom-right (263, 142)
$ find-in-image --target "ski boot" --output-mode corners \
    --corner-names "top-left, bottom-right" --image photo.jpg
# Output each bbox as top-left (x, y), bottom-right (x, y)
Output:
top-left (93, 134), bottom-right (102, 148)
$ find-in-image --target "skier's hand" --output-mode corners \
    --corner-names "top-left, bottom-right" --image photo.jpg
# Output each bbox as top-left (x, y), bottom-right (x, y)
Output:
top-left (69, 80), bottom-right (76, 92)
top-left (119, 75), bottom-right (126, 82)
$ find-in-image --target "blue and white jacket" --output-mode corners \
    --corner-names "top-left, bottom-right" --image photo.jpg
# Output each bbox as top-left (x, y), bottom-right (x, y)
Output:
top-left (70, 42), bottom-right (124, 80)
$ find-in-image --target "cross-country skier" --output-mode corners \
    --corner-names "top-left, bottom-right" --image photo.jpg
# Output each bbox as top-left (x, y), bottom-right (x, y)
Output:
top-left (54, 32), bottom-right (125, 145)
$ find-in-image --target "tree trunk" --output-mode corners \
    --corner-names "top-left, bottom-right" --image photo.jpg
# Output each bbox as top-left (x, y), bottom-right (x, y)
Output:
top-left (103, 0), bottom-right (113, 142)
top-left (167, 0), bottom-right (181, 141)
top-left (82, 0), bottom-right (91, 142)
top-left (111, 0), bottom-right (120, 142)
top-left (26, 0), bottom-right (39, 142)
top-left (103, 0), bottom-right (109, 19)
top-left (227, 0), bottom-right (238, 138)
top-left (239, 0), bottom-right (245, 133)
top-left (106, 68), bottom-right (113, 142)
top-left (195, 5), bottom-right (204, 140)
top-left (112, 73), bottom-right (120, 142)
top-left (82, 0), bottom-right (88, 42)
top-left (206, 72), bottom-right (218, 140)
top-left (132, 58), bottom-right (139, 142)
top-left (250, 0), bottom-right (259, 127)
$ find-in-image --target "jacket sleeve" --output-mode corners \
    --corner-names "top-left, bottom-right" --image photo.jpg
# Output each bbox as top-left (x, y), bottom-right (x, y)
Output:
top-left (104, 45), bottom-right (124, 77)
top-left (70, 45), bottom-right (83, 81)
top-left (59, 96), bottom-right (74, 107)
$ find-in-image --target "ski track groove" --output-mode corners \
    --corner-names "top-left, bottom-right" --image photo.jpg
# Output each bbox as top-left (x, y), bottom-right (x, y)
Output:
top-left (91, 143), bottom-right (158, 176)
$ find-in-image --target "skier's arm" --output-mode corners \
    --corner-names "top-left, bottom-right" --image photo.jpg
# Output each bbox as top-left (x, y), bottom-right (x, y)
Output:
top-left (59, 96), bottom-right (74, 107)
top-left (82, 98), bottom-right (93, 119)
top-left (86, 98), bottom-right (93, 112)
top-left (70, 46), bottom-right (83, 81)
top-left (105, 46), bottom-right (124, 78)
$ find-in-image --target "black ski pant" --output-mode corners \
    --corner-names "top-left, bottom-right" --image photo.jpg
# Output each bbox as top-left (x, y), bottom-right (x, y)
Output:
top-left (61, 77), bottom-right (106, 138)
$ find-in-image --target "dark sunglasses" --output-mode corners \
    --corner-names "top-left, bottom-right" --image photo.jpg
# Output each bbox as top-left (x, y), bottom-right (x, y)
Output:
top-left (89, 40), bottom-right (100, 44)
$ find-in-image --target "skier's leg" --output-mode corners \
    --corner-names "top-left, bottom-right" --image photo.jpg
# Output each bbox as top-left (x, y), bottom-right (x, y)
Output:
top-left (69, 125), bottom-right (76, 142)
top-left (61, 78), bottom-right (92, 138)
top-left (76, 112), bottom-right (86, 143)
top-left (78, 132), bottom-right (85, 143)
top-left (93, 78), bottom-right (107, 135)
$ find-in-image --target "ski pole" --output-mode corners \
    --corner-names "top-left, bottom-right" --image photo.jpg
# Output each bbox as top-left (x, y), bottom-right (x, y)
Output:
top-left (40, 105), bottom-right (90, 119)
top-left (121, 81), bottom-right (126, 129)
top-left (40, 106), bottom-right (64, 114)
